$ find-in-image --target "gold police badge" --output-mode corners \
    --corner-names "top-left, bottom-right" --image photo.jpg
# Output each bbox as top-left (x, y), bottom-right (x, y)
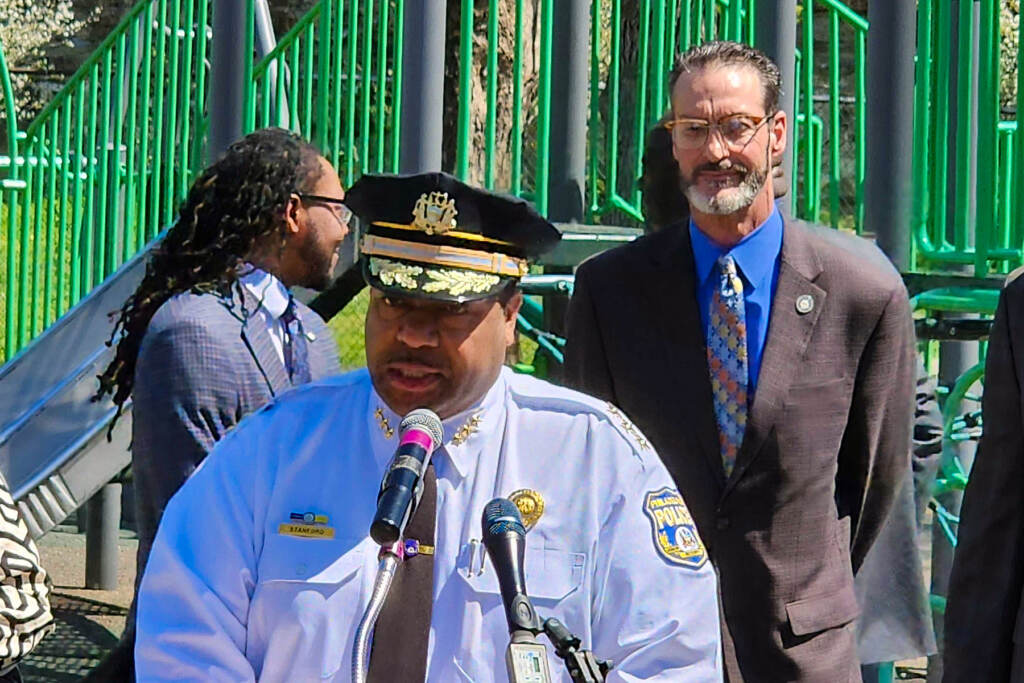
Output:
top-left (643, 487), bottom-right (707, 569)
top-left (508, 489), bottom-right (544, 532)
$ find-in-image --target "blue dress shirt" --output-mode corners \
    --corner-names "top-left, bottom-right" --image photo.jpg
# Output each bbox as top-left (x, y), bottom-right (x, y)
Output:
top-left (689, 207), bottom-right (784, 394)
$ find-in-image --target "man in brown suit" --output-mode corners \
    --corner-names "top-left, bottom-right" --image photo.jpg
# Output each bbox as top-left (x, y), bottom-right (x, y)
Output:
top-left (564, 41), bottom-right (915, 681)
top-left (944, 269), bottom-right (1024, 682)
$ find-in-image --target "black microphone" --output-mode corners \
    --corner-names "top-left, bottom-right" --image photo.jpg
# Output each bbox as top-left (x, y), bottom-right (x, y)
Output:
top-left (482, 498), bottom-right (553, 682)
top-left (370, 408), bottom-right (443, 545)
top-left (481, 498), bottom-right (541, 634)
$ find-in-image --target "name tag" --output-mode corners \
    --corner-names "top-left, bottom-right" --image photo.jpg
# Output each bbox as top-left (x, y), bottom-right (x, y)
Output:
top-left (278, 523), bottom-right (335, 539)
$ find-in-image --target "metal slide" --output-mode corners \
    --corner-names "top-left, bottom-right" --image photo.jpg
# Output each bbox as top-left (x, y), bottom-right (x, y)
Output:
top-left (0, 253), bottom-right (144, 538)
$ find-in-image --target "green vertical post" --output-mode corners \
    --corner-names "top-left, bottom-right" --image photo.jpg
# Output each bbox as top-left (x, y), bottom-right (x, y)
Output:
top-left (606, 0), bottom-right (622, 200)
top-left (632, 0), bottom-right (651, 206)
top-left (315, 0), bottom-right (333, 151)
top-left (535, 0), bottom-right (553, 214)
top-left (975, 0), bottom-right (999, 274)
top-left (345, 0), bottom-right (358, 183)
top-left (1017, 0), bottom-right (1024, 236)
top-left (587, 0), bottom-right (601, 216)
top-left (651, 0), bottom-right (667, 117)
top-left (332, 1), bottom-right (346, 164)
top-left (83, 68), bottom-right (99, 293)
top-left (854, 31), bottom-right (866, 235)
top-left (359, 0), bottom-right (373, 173)
top-left (109, 34), bottom-right (126, 271)
top-left (70, 86), bottom-right (85, 302)
top-left (0, 33), bottom-right (20, 359)
top-left (45, 113), bottom-right (58, 325)
top-left (931, 0), bottom-right (952, 253)
top-left (178, 0), bottom-right (195, 197)
top-left (801, 0), bottom-right (814, 220)
top-left (827, 9), bottom-right (839, 229)
top-left (912, 0), bottom-right (934, 256)
top-left (58, 99), bottom-right (72, 314)
top-left (953, 0), bottom-right (974, 255)
top-left (191, 0), bottom-right (209, 172)
top-left (95, 50), bottom-right (112, 282)
top-left (375, 0), bottom-right (390, 171)
top-left (510, 0), bottom-right (524, 194)
top-left (123, 19), bottom-right (139, 262)
top-left (137, 2), bottom-right (153, 247)
top-left (163, 0), bottom-right (180, 228)
top-left (484, 0), bottom-right (498, 189)
top-left (456, 0), bottom-right (473, 179)
top-left (304, 25), bottom-right (315, 138)
top-left (390, 0), bottom-right (404, 173)
top-left (29, 131), bottom-right (43, 337)
top-left (149, 0), bottom-right (167, 240)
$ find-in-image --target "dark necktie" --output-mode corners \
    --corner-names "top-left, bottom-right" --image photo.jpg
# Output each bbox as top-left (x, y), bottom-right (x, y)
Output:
top-left (280, 298), bottom-right (312, 385)
top-left (366, 461), bottom-right (437, 682)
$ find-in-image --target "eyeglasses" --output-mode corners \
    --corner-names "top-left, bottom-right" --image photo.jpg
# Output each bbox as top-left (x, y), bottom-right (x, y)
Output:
top-left (295, 193), bottom-right (353, 226)
top-left (370, 291), bottom-right (506, 333)
top-left (663, 112), bottom-right (775, 150)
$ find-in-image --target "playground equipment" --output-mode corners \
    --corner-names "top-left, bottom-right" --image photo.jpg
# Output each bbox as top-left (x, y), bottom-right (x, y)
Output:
top-left (0, 0), bottom-right (1017, 676)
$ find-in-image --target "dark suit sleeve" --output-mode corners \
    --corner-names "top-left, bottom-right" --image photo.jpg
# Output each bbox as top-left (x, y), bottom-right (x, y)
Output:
top-left (944, 286), bottom-right (1024, 682)
top-left (564, 261), bottom-right (616, 403)
top-left (131, 318), bottom-right (244, 580)
top-left (840, 282), bottom-right (915, 571)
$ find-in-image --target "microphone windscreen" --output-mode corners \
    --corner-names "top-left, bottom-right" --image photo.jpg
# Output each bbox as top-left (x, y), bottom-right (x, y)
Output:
top-left (482, 498), bottom-right (526, 539)
top-left (399, 408), bottom-right (443, 447)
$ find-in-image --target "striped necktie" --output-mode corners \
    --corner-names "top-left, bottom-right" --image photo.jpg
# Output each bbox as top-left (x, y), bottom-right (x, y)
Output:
top-left (281, 298), bottom-right (312, 385)
top-left (706, 254), bottom-right (748, 477)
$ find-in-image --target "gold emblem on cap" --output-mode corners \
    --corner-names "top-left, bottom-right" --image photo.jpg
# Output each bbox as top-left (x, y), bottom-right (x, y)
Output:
top-left (412, 191), bottom-right (458, 235)
top-left (508, 489), bottom-right (544, 532)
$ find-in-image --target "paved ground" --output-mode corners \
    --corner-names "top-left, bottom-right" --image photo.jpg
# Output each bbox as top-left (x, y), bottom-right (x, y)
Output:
top-left (20, 525), bottom-right (136, 681)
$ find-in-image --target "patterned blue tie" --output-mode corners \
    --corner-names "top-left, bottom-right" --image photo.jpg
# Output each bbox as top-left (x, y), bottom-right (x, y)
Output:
top-left (706, 254), bottom-right (748, 477)
top-left (281, 298), bottom-right (312, 385)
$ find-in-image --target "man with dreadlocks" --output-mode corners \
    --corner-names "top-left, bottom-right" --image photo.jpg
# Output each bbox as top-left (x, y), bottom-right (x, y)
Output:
top-left (89, 127), bottom-right (345, 681)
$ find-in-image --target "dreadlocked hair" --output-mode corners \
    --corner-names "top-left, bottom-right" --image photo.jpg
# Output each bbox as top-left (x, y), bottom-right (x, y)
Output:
top-left (95, 127), bottom-right (324, 423)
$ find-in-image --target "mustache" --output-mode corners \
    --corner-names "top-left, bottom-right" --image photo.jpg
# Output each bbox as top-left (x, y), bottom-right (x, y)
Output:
top-left (693, 160), bottom-right (751, 176)
top-left (383, 352), bottom-right (449, 371)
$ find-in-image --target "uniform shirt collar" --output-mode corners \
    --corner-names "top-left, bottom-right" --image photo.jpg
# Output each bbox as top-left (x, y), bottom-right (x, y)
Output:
top-left (239, 264), bottom-right (291, 319)
top-left (689, 205), bottom-right (783, 292)
top-left (368, 369), bottom-right (508, 480)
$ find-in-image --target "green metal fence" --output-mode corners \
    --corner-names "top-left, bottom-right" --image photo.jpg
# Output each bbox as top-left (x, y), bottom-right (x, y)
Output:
top-left (912, 0), bottom-right (1019, 276)
top-left (0, 0), bottom-right (211, 361)
top-left (1, 0), bottom-right (1021, 362)
top-left (246, 0), bottom-right (403, 190)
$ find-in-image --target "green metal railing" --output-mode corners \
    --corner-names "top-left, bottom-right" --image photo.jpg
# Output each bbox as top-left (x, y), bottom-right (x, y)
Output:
top-left (0, 0), bottom-right (212, 361)
top-left (585, 0), bottom-right (754, 223)
top-left (792, 0), bottom-right (867, 233)
top-left (912, 0), bottom-right (1019, 276)
top-left (247, 0), bottom-right (403, 188)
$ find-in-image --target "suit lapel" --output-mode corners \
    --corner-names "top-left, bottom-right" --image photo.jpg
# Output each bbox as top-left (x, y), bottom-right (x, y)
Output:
top-left (237, 286), bottom-right (290, 396)
top-left (645, 227), bottom-right (727, 489)
top-left (724, 219), bottom-right (825, 497)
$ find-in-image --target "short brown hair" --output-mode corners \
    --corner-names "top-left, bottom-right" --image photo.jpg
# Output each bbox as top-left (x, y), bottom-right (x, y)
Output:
top-left (668, 41), bottom-right (782, 114)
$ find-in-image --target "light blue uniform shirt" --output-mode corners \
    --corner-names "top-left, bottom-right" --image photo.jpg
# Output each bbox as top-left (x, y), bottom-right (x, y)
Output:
top-left (136, 367), bottom-right (723, 682)
top-left (689, 207), bottom-right (784, 394)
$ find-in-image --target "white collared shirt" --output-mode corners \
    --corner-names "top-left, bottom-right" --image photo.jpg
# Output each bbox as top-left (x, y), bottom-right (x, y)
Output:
top-left (136, 368), bottom-right (723, 681)
top-left (239, 266), bottom-right (291, 366)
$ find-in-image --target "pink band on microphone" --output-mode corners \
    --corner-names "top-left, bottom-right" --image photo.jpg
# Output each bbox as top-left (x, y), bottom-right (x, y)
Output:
top-left (400, 428), bottom-right (435, 450)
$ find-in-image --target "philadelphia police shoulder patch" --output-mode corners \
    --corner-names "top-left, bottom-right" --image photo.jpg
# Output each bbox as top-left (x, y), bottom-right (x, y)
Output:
top-left (643, 487), bottom-right (707, 569)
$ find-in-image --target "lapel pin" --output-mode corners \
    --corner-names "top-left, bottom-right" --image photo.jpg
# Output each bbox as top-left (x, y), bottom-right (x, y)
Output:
top-left (304, 331), bottom-right (317, 342)
top-left (795, 294), bottom-right (814, 314)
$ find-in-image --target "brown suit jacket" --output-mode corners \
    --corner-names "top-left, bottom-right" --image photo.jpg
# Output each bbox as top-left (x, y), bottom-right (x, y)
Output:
top-left (944, 272), bottom-right (1024, 682)
top-left (564, 217), bottom-right (914, 682)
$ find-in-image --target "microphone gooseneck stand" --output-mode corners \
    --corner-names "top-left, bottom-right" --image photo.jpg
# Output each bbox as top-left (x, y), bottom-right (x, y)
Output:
top-left (541, 617), bottom-right (612, 683)
top-left (351, 541), bottom-right (403, 683)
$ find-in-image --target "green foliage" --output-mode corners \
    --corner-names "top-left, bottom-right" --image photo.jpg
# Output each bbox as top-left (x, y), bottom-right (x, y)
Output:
top-left (1002, 0), bottom-right (1020, 112)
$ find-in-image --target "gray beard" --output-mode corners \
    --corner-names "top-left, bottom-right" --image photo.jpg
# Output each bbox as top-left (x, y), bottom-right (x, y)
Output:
top-left (683, 165), bottom-right (767, 215)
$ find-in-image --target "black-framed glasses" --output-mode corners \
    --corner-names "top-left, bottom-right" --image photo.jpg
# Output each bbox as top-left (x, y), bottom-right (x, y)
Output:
top-left (295, 193), bottom-right (353, 225)
top-left (663, 112), bottom-right (775, 150)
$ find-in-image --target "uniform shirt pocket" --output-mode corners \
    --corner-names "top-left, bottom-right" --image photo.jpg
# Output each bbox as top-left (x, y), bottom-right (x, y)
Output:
top-left (250, 536), bottom-right (367, 681)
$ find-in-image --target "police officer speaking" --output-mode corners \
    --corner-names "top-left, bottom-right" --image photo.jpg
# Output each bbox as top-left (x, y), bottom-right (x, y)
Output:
top-left (134, 172), bottom-right (723, 682)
